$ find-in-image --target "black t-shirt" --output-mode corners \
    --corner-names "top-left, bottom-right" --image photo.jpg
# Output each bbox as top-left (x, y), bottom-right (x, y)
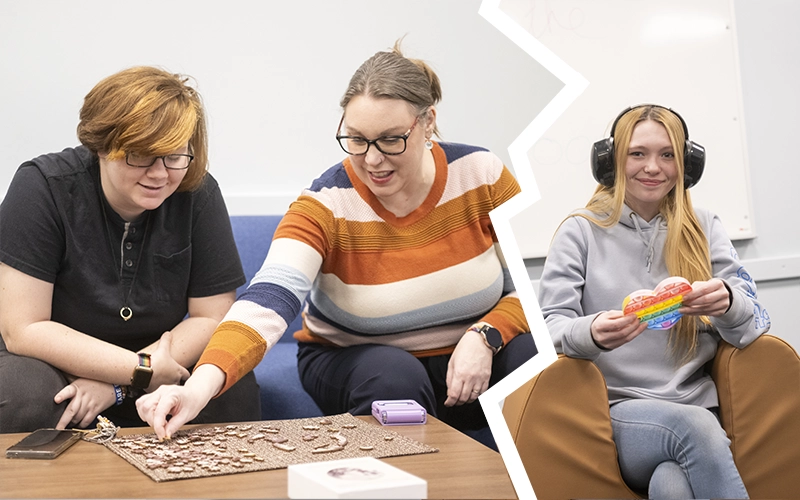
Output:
top-left (0, 146), bottom-right (245, 352)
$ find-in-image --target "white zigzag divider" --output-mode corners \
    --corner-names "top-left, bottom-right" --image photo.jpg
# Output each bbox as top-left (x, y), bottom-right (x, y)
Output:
top-left (477, 1), bottom-right (589, 499)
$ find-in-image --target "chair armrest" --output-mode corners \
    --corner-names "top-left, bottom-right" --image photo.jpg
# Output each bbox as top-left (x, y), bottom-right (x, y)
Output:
top-left (712, 334), bottom-right (800, 499)
top-left (503, 355), bottom-right (639, 500)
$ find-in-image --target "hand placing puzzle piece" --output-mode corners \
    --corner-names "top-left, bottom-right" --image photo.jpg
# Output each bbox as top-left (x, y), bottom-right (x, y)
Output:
top-left (622, 277), bottom-right (693, 330)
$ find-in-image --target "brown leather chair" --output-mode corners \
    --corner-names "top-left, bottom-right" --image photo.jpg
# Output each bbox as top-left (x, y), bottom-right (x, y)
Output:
top-left (503, 334), bottom-right (800, 499)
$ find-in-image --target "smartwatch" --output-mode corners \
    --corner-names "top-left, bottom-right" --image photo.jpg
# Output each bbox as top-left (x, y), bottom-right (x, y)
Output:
top-left (470, 324), bottom-right (504, 355)
top-left (130, 352), bottom-right (153, 390)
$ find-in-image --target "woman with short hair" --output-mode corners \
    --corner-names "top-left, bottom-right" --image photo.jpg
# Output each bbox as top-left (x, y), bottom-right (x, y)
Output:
top-left (0, 66), bottom-right (260, 433)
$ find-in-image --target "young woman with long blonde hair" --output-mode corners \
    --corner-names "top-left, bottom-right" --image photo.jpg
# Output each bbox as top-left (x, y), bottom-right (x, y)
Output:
top-left (539, 105), bottom-right (770, 498)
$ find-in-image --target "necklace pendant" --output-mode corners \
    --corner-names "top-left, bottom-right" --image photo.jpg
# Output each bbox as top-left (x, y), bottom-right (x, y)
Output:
top-left (120, 307), bottom-right (133, 322)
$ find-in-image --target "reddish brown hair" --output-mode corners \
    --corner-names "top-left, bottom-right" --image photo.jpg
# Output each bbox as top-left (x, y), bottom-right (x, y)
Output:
top-left (77, 66), bottom-right (208, 191)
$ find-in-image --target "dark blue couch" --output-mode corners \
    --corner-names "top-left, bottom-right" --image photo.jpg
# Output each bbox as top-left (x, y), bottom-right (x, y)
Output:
top-left (230, 216), bottom-right (323, 420)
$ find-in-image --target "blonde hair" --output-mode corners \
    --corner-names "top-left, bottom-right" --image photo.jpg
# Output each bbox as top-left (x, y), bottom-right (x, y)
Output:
top-left (577, 105), bottom-right (711, 363)
top-left (340, 39), bottom-right (442, 137)
top-left (77, 66), bottom-right (208, 192)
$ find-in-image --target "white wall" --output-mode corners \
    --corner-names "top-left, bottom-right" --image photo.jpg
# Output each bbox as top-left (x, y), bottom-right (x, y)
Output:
top-left (729, 0), bottom-right (800, 350)
top-left (0, 0), bottom-right (561, 214)
top-left (522, 0), bottom-right (800, 352)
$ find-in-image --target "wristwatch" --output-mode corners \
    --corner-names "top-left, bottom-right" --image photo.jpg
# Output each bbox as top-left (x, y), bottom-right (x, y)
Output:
top-left (470, 324), bottom-right (504, 355)
top-left (130, 352), bottom-right (153, 390)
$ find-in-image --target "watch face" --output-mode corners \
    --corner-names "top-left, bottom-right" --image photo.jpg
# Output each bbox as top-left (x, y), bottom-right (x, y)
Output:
top-left (485, 327), bottom-right (503, 349)
top-left (131, 366), bottom-right (153, 389)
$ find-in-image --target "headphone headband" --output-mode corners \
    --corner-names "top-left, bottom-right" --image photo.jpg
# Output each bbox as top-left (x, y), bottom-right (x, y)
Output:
top-left (590, 104), bottom-right (706, 189)
top-left (609, 105), bottom-right (690, 142)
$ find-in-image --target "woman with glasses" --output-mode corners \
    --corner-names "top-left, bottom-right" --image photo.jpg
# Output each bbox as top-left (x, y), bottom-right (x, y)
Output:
top-left (0, 66), bottom-right (260, 432)
top-left (136, 43), bottom-right (537, 442)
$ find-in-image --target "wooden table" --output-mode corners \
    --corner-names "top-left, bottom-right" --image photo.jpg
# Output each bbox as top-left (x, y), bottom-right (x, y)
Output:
top-left (0, 416), bottom-right (516, 498)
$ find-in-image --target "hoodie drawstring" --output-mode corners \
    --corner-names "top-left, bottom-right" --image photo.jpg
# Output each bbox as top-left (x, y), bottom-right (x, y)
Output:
top-left (629, 213), bottom-right (662, 273)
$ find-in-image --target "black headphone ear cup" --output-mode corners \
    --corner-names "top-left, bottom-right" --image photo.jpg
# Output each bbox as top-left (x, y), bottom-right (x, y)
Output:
top-left (683, 140), bottom-right (706, 188)
top-left (591, 138), bottom-right (615, 187)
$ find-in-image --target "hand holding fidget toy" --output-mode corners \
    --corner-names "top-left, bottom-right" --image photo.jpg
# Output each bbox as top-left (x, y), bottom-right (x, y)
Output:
top-left (622, 277), bottom-right (693, 330)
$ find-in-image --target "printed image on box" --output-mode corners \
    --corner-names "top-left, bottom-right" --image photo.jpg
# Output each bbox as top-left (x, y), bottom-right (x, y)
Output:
top-left (288, 456), bottom-right (427, 499)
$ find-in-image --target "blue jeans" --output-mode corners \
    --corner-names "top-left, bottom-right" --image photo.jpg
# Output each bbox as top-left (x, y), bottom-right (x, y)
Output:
top-left (610, 399), bottom-right (748, 499)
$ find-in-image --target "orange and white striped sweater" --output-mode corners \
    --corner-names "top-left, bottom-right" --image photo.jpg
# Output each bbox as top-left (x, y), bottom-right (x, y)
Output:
top-left (199, 142), bottom-right (529, 393)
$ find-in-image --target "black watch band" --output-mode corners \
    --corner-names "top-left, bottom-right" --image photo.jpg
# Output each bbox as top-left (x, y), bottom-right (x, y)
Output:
top-left (470, 324), bottom-right (504, 355)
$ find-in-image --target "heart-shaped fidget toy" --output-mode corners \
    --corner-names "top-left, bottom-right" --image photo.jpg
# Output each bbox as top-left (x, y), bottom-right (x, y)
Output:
top-left (622, 277), bottom-right (693, 330)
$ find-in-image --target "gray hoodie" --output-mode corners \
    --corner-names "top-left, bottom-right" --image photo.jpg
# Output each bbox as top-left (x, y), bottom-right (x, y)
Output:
top-left (539, 204), bottom-right (770, 407)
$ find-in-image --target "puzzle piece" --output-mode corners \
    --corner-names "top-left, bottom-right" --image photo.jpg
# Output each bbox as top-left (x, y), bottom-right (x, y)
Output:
top-left (622, 277), bottom-right (692, 330)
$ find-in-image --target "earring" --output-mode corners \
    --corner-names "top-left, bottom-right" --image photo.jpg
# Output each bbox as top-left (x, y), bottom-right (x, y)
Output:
top-left (425, 139), bottom-right (433, 150)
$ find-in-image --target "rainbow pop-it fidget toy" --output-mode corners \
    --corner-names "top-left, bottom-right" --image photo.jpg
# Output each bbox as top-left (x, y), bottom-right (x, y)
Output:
top-left (622, 277), bottom-right (693, 330)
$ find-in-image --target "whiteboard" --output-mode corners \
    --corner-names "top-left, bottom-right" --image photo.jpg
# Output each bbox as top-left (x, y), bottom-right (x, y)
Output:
top-left (500, 0), bottom-right (754, 258)
top-left (0, 0), bottom-right (562, 215)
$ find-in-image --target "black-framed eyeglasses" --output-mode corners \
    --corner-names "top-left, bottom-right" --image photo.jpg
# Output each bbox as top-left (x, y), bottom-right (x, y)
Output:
top-left (335, 116), bottom-right (419, 156)
top-left (125, 152), bottom-right (194, 170)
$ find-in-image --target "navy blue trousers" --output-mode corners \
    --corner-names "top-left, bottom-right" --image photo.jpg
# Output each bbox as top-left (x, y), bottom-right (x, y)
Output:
top-left (297, 334), bottom-right (536, 433)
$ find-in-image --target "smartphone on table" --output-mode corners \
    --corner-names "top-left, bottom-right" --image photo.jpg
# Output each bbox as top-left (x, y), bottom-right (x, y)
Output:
top-left (5, 428), bottom-right (81, 459)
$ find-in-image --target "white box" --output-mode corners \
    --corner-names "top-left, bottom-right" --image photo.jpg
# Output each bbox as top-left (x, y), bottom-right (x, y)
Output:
top-left (287, 456), bottom-right (427, 499)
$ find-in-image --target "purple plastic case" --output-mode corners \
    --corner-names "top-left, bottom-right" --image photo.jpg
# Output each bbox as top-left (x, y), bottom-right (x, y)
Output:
top-left (371, 399), bottom-right (427, 426)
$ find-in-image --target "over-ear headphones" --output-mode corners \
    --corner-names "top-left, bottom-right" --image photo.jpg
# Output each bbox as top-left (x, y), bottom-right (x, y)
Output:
top-left (590, 104), bottom-right (706, 189)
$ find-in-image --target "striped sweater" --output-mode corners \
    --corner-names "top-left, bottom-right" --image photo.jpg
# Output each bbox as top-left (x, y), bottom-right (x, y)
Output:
top-left (199, 142), bottom-right (529, 393)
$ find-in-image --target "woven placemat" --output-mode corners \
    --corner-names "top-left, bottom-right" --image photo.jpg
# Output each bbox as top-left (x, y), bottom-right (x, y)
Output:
top-left (104, 413), bottom-right (438, 482)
